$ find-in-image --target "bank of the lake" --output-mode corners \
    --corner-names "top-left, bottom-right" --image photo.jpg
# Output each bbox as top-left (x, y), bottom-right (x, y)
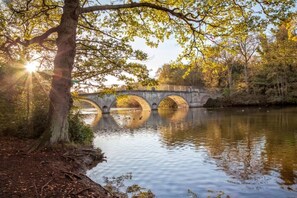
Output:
top-left (0, 137), bottom-right (112, 198)
top-left (204, 92), bottom-right (297, 107)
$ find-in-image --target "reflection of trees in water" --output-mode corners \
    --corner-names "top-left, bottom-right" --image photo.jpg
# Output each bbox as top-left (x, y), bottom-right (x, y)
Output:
top-left (203, 115), bottom-right (268, 182)
top-left (261, 109), bottom-right (297, 186)
top-left (159, 108), bottom-right (297, 187)
top-left (158, 108), bottom-right (189, 122)
top-left (87, 107), bottom-right (297, 187)
top-left (159, 108), bottom-right (215, 148)
top-left (111, 109), bottom-right (151, 129)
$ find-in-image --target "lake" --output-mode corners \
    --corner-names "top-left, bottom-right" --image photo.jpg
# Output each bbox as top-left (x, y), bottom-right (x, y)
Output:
top-left (86, 107), bottom-right (297, 197)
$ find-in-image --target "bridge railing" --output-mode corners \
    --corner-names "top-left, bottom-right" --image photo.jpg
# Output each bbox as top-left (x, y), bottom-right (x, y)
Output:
top-left (74, 84), bottom-right (206, 93)
top-left (113, 85), bottom-right (206, 92)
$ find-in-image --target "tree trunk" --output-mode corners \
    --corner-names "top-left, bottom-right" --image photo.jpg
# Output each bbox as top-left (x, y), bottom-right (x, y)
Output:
top-left (228, 66), bottom-right (232, 95)
top-left (276, 76), bottom-right (280, 96)
top-left (35, 0), bottom-right (79, 148)
top-left (244, 61), bottom-right (249, 93)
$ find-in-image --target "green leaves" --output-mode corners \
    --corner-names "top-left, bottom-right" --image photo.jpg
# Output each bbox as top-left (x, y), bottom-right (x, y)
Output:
top-left (1, 0), bottom-right (296, 90)
top-left (156, 63), bottom-right (203, 87)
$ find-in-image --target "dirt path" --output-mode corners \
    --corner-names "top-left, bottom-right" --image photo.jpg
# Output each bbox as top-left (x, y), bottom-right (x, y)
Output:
top-left (0, 137), bottom-right (114, 197)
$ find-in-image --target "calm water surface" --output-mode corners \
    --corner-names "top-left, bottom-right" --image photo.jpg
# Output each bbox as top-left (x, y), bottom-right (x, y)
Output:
top-left (86, 107), bottom-right (297, 197)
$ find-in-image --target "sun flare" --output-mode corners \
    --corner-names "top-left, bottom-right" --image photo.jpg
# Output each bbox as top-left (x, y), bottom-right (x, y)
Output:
top-left (25, 61), bottom-right (38, 73)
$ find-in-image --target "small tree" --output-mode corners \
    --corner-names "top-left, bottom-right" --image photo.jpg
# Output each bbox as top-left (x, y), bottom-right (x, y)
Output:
top-left (237, 34), bottom-right (259, 93)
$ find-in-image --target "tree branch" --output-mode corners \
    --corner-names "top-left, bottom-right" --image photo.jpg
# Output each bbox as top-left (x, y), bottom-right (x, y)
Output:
top-left (254, 0), bottom-right (270, 16)
top-left (81, 2), bottom-right (202, 23)
top-left (16, 26), bottom-right (59, 47)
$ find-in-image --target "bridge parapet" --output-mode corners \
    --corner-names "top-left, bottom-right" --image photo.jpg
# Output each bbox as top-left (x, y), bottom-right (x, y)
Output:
top-left (74, 84), bottom-right (207, 94)
top-left (116, 85), bottom-right (199, 92)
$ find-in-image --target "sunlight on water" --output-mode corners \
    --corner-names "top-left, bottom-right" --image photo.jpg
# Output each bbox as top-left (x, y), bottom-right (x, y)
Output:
top-left (86, 107), bottom-right (297, 197)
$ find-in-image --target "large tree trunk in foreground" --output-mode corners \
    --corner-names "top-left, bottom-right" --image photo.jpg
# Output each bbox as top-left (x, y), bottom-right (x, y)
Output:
top-left (36, 0), bottom-right (79, 148)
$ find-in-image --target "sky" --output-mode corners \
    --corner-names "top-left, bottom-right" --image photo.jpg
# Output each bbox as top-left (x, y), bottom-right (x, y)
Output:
top-left (95, 0), bottom-right (184, 84)
top-left (131, 37), bottom-right (182, 77)
top-left (105, 37), bottom-right (182, 85)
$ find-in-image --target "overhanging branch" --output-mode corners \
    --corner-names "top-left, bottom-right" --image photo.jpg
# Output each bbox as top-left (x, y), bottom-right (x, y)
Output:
top-left (16, 26), bottom-right (59, 47)
top-left (80, 2), bottom-right (202, 23)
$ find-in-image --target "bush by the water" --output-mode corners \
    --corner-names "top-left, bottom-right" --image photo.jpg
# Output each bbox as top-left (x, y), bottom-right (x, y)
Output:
top-left (68, 113), bottom-right (94, 145)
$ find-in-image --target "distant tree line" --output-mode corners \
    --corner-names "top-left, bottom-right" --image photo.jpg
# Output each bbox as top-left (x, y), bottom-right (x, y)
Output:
top-left (156, 20), bottom-right (297, 105)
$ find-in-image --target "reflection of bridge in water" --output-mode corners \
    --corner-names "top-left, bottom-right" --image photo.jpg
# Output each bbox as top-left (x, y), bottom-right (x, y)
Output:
top-left (77, 85), bottom-right (217, 114)
top-left (89, 108), bottom-right (210, 132)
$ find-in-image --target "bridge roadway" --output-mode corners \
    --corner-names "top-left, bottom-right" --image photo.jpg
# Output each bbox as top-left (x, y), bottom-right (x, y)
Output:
top-left (78, 88), bottom-right (214, 114)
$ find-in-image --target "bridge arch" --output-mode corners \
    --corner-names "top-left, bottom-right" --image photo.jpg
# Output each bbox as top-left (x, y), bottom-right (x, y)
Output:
top-left (110, 94), bottom-right (152, 111)
top-left (75, 98), bottom-right (102, 113)
top-left (74, 98), bottom-right (102, 126)
top-left (201, 95), bottom-right (211, 105)
top-left (158, 94), bottom-right (189, 109)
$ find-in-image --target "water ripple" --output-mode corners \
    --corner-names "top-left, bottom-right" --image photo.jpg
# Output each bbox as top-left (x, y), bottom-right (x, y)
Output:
top-left (87, 107), bottom-right (297, 197)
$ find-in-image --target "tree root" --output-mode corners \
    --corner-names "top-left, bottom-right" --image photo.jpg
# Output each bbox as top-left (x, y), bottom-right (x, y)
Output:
top-left (27, 128), bottom-right (70, 153)
top-left (61, 170), bottom-right (82, 180)
top-left (75, 187), bottom-right (92, 195)
top-left (33, 181), bottom-right (40, 198)
top-left (27, 130), bottom-right (52, 153)
top-left (40, 178), bottom-right (53, 197)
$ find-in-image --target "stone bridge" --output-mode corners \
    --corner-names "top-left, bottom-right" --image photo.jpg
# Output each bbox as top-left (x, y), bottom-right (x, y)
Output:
top-left (78, 88), bottom-right (215, 114)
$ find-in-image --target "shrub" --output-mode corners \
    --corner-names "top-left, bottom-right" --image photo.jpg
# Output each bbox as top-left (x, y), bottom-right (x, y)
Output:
top-left (68, 113), bottom-right (94, 145)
